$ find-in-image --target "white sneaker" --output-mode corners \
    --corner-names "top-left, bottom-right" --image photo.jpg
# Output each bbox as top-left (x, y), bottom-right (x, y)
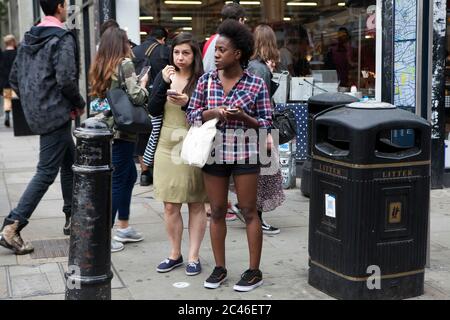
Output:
top-left (114, 227), bottom-right (144, 243)
top-left (111, 239), bottom-right (124, 252)
top-left (231, 204), bottom-right (245, 223)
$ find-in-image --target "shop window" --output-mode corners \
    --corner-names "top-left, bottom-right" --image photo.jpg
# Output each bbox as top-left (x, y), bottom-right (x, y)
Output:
top-left (138, 0), bottom-right (376, 97)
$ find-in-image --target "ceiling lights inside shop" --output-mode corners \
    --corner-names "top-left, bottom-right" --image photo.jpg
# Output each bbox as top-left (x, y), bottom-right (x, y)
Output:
top-left (164, 1), bottom-right (202, 5)
top-left (139, 0), bottom-right (374, 41)
top-left (225, 1), bottom-right (260, 4)
top-left (287, 1), bottom-right (318, 6)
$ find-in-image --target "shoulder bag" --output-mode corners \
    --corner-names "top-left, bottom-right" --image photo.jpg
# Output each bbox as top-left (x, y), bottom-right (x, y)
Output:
top-left (106, 63), bottom-right (152, 133)
top-left (180, 76), bottom-right (218, 167)
top-left (272, 107), bottom-right (297, 144)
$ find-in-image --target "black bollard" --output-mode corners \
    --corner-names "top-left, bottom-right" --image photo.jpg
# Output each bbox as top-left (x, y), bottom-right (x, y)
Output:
top-left (65, 118), bottom-right (114, 300)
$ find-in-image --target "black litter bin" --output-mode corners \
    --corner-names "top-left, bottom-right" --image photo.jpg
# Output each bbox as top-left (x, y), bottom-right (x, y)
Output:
top-left (308, 101), bottom-right (430, 300)
top-left (12, 98), bottom-right (35, 136)
top-left (300, 93), bottom-right (358, 197)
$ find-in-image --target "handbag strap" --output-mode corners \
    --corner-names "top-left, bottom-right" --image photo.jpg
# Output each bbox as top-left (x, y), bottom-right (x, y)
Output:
top-left (117, 61), bottom-right (127, 91)
top-left (145, 42), bottom-right (160, 58)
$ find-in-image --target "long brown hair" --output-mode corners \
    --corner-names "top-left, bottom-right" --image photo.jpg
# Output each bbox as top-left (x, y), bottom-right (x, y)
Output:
top-left (169, 32), bottom-right (204, 96)
top-left (251, 24), bottom-right (279, 64)
top-left (89, 28), bottom-right (132, 99)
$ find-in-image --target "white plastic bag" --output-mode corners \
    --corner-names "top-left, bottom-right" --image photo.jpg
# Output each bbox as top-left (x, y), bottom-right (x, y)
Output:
top-left (181, 118), bottom-right (218, 167)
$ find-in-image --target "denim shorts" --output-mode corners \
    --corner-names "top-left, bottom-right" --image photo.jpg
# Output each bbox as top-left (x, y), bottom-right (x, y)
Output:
top-left (202, 163), bottom-right (260, 177)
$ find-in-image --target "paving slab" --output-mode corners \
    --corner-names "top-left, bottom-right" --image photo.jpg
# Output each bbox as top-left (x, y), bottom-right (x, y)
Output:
top-left (10, 273), bottom-right (53, 298)
top-left (0, 267), bottom-right (9, 299)
top-left (0, 249), bottom-right (17, 266)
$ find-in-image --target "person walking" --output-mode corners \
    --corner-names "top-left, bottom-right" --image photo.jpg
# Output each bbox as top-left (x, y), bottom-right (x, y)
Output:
top-left (187, 20), bottom-right (272, 292)
top-left (232, 24), bottom-right (286, 235)
top-left (0, 0), bottom-right (85, 255)
top-left (89, 27), bottom-right (149, 252)
top-left (148, 32), bottom-right (207, 276)
top-left (0, 35), bottom-right (17, 128)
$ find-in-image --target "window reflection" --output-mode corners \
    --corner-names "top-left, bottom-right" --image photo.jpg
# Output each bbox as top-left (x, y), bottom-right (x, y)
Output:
top-left (139, 0), bottom-right (376, 97)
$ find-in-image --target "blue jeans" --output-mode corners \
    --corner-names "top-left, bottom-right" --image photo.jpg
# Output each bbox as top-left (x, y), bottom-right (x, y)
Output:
top-left (6, 121), bottom-right (74, 228)
top-left (112, 139), bottom-right (137, 225)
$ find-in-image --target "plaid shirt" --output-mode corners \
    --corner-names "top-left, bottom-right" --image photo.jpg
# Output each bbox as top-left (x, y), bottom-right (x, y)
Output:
top-left (187, 70), bottom-right (272, 163)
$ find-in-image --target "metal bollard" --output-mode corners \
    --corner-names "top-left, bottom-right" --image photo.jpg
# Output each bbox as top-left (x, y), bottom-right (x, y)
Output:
top-left (65, 118), bottom-right (114, 300)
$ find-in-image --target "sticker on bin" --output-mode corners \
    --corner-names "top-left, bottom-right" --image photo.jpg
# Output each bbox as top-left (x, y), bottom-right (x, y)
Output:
top-left (279, 143), bottom-right (290, 152)
top-left (325, 194), bottom-right (336, 218)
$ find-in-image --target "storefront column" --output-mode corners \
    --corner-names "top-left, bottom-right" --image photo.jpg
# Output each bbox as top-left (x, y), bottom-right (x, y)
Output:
top-left (431, 0), bottom-right (448, 188)
top-left (192, 14), bottom-right (205, 41)
top-left (98, 0), bottom-right (115, 24)
top-left (261, 0), bottom-right (284, 24)
top-left (116, 0), bottom-right (140, 45)
top-left (381, 0), bottom-right (447, 189)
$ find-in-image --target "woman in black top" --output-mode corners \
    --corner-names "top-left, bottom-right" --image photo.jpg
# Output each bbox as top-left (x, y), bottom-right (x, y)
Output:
top-left (0, 35), bottom-right (17, 127)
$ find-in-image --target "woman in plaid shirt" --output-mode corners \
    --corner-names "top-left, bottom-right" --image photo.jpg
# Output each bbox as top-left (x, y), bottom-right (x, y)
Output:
top-left (186, 19), bottom-right (272, 292)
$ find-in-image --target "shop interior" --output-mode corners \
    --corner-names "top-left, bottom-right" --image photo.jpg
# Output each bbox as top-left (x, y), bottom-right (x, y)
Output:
top-left (138, 0), bottom-right (377, 98)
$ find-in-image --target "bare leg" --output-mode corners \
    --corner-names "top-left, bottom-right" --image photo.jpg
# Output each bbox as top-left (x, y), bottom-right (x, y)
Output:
top-left (164, 202), bottom-right (183, 259)
top-left (187, 202), bottom-right (207, 262)
top-left (117, 220), bottom-right (129, 229)
top-left (203, 173), bottom-right (230, 268)
top-left (233, 173), bottom-right (261, 270)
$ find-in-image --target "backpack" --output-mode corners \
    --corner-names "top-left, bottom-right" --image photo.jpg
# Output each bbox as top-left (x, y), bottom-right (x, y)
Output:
top-left (143, 42), bottom-right (162, 88)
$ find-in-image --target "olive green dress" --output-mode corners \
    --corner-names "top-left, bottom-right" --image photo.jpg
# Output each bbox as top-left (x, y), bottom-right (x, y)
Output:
top-left (154, 101), bottom-right (207, 203)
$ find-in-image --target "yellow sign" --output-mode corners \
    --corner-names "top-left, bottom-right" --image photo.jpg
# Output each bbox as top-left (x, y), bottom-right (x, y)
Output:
top-left (389, 202), bottom-right (402, 224)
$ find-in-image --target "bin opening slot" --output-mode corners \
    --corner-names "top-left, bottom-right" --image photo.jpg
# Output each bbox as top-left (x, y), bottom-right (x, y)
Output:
top-left (315, 125), bottom-right (350, 157)
top-left (375, 129), bottom-right (421, 160)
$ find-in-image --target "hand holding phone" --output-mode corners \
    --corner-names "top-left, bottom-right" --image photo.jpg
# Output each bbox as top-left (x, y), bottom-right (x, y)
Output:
top-left (138, 66), bottom-right (151, 81)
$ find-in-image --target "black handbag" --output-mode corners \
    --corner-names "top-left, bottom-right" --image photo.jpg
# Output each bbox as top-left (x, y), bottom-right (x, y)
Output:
top-left (106, 64), bottom-right (152, 134)
top-left (272, 108), bottom-right (297, 144)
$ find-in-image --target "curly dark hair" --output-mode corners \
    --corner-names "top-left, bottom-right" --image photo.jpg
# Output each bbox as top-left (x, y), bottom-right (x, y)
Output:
top-left (217, 19), bottom-right (254, 68)
top-left (221, 2), bottom-right (246, 20)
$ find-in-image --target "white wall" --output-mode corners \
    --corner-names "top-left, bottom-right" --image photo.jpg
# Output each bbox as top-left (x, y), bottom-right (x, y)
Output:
top-left (115, 0), bottom-right (140, 45)
top-left (17, 0), bottom-right (34, 40)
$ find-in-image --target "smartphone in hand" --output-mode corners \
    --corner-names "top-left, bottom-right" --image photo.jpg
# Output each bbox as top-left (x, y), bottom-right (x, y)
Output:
top-left (138, 66), bottom-right (151, 81)
top-left (167, 89), bottom-right (180, 96)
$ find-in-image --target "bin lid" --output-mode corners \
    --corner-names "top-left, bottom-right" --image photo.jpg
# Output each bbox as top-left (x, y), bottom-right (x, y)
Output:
top-left (347, 101), bottom-right (396, 109)
top-left (308, 92), bottom-right (359, 106)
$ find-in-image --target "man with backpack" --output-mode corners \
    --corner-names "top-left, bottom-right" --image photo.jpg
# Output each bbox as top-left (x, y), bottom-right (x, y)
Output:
top-left (0, 0), bottom-right (85, 255)
top-left (132, 26), bottom-right (170, 186)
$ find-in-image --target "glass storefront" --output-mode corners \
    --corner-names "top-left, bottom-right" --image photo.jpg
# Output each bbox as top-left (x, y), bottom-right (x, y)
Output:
top-left (139, 0), bottom-right (377, 97)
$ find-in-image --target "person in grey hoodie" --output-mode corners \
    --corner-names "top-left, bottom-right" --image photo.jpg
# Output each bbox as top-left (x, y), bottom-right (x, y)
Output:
top-left (0, 0), bottom-right (85, 255)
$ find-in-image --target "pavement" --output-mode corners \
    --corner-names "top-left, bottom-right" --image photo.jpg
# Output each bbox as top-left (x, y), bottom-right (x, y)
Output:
top-left (0, 115), bottom-right (450, 300)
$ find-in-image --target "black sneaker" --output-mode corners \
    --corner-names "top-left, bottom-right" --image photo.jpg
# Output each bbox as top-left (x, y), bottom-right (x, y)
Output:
top-left (140, 170), bottom-right (153, 186)
top-left (4, 112), bottom-right (10, 128)
top-left (261, 220), bottom-right (280, 235)
top-left (233, 269), bottom-right (263, 292)
top-left (204, 266), bottom-right (227, 289)
top-left (63, 213), bottom-right (71, 236)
